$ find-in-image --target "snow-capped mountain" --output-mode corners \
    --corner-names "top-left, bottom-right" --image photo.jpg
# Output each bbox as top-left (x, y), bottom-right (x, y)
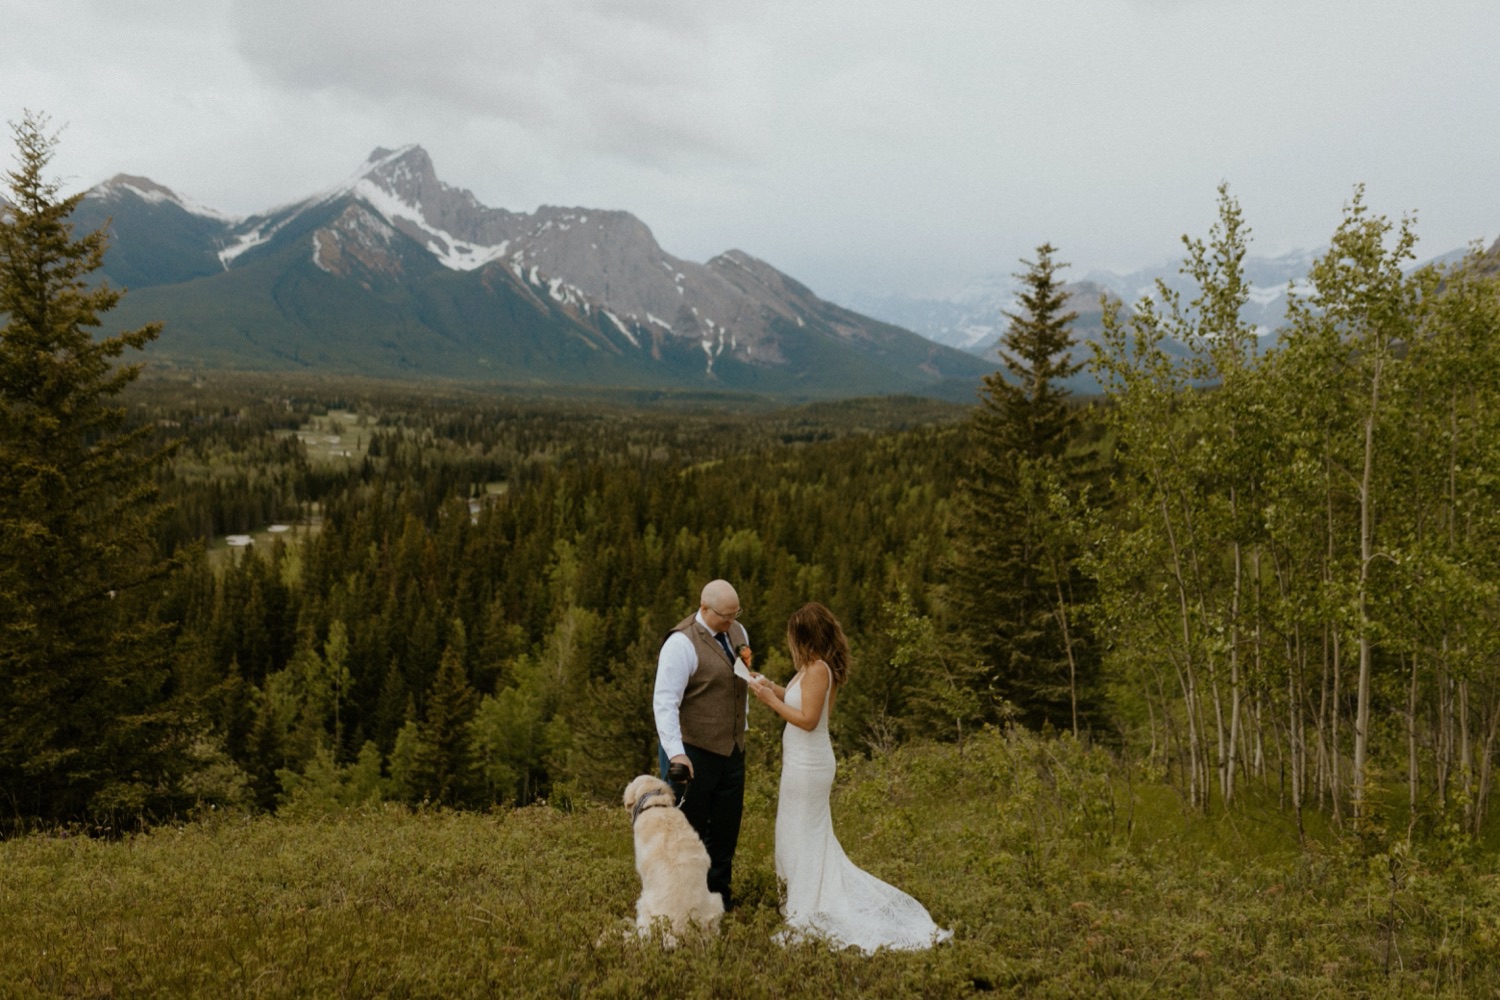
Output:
top-left (91, 174), bottom-right (237, 223)
top-left (73, 147), bottom-right (989, 396)
top-left (80, 175), bottom-right (238, 289)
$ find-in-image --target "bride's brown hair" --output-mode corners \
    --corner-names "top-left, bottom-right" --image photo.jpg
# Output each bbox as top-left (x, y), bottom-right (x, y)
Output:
top-left (786, 602), bottom-right (850, 687)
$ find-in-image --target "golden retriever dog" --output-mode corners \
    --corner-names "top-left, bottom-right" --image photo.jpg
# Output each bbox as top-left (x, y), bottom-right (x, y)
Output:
top-left (622, 774), bottom-right (724, 944)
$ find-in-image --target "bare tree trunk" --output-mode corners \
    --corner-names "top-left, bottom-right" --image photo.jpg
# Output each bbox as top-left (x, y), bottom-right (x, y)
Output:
top-left (1273, 550), bottom-right (1306, 818)
top-left (1322, 444), bottom-right (1342, 823)
top-left (1160, 493), bottom-right (1207, 811)
top-left (1315, 624), bottom-right (1332, 813)
top-left (1225, 530), bottom-right (1244, 805)
top-left (1251, 690), bottom-right (1264, 781)
top-left (1051, 564), bottom-right (1080, 738)
top-left (1252, 551), bottom-right (1266, 784)
top-left (1441, 396), bottom-right (1466, 826)
top-left (1437, 664), bottom-right (1452, 810)
top-left (1331, 627), bottom-right (1345, 826)
top-left (1209, 655), bottom-right (1227, 806)
top-left (1353, 363), bottom-right (1382, 822)
top-left (1407, 651), bottom-right (1420, 834)
top-left (1145, 688), bottom-right (1159, 761)
top-left (1475, 690), bottom-right (1500, 833)
top-left (1174, 655), bottom-right (1203, 810)
top-left (1287, 648), bottom-right (1299, 810)
top-left (1460, 679), bottom-right (1473, 828)
top-left (1154, 670), bottom-right (1176, 783)
top-left (1291, 652), bottom-right (1306, 843)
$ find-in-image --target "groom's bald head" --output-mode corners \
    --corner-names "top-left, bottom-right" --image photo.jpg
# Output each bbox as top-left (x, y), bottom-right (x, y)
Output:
top-left (701, 579), bottom-right (739, 616)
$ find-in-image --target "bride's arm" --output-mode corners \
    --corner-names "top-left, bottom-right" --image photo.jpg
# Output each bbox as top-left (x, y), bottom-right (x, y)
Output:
top-left (750, 662), bottom-right (830, 731)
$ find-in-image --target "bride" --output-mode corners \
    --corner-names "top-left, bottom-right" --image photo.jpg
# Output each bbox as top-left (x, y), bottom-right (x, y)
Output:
top-left (749, 602), bottom-right (951, 953)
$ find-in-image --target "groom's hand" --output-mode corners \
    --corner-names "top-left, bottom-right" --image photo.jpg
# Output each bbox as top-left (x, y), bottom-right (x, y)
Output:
top-left (669, 754), bottom-right (694, 779)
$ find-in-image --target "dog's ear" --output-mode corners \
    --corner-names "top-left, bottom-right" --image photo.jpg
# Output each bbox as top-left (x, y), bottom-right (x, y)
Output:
top-left (622, 775), bottom-right (645, 808)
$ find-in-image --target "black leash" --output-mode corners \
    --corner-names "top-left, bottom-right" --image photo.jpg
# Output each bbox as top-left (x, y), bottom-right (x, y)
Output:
top-left (667, 759), bottom-right (693, 810)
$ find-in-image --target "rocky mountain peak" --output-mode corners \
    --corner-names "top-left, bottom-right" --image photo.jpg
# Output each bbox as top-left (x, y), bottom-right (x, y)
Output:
top-left (356, 145), bottom-right (438, 202)
top-left (87, 173), bottom-right (233, 221)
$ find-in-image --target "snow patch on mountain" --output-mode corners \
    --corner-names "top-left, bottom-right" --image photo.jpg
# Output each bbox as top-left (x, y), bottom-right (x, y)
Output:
top-left (348, 178), bottom-right (508, 272)
top-left (327, 145), bottom-right (421, 203)
top-left (219, 145), bottom-right (508, 274)
top-left (311, 205), bottom-right (402, 277)
top-left (91, 174), bottom-right (238, 223)
top-left (602, 309), bottom-right (640, 348)
top-left (219, 221), bottom-right (283, 268)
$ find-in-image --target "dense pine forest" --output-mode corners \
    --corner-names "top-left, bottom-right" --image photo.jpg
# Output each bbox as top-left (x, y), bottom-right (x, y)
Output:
top-left (132, 382), bottom-right (979, 816)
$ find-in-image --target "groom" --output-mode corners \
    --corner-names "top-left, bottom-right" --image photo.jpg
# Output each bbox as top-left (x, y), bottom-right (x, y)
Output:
top-left (653, 579), bottom-right (752, 910)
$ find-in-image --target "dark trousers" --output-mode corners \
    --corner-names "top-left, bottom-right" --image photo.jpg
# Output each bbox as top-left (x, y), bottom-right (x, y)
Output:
top-left (659, 742), bottom-right (745, 910)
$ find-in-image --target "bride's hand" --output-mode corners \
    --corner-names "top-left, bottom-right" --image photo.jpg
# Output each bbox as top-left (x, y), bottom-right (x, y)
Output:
top-left (749, 678), bottom-right (777, 703)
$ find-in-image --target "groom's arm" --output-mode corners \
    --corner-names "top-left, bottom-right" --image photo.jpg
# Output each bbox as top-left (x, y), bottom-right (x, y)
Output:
top-left (653, 632), bottom-right (696, 767)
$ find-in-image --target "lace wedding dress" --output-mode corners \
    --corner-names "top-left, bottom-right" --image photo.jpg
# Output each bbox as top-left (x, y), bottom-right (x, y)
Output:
top-left (774, 666), bottom-right (952, 953)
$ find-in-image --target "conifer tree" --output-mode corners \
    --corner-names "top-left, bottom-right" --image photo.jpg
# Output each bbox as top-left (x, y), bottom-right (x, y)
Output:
top-left (411, 623), bottom-right (477, 805)
top-left (985, 243), bottom-right (1083, 462)
top-left (0, 113), bottom-right (188, 826)
top-left (951, 244), bottom-right (1098, 732)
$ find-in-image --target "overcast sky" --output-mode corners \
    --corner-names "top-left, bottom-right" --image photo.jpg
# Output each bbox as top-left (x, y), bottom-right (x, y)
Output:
top-left (6, 0), bottom-right (1497, 301)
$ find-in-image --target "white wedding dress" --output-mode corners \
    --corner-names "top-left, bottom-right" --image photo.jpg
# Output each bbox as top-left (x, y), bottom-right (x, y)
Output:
top-left (774, 666), bottom-right (952, 953)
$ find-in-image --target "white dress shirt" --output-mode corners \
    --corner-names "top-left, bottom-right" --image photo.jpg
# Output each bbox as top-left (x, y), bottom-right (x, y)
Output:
top-left (653, 610), bottom-right (750, 759)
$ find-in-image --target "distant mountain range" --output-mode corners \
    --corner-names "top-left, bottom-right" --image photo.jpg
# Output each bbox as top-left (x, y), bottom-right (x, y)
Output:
top-left (847, 243), bottom-right (1488, 389)
top-left (846, 278), bottom-right (1139, 394)
top-left (74, 147), bottom-right (992, 399)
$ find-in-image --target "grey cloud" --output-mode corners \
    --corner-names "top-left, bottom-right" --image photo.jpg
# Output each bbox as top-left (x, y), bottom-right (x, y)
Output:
top-left (226, 0), bottom-right (761, 166)
top-left (9, 0), bottom-right (1500, 301)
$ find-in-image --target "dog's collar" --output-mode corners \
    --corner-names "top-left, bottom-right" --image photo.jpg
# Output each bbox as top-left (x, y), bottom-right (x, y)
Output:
top-left (631, 789), bottom-right (676, 825)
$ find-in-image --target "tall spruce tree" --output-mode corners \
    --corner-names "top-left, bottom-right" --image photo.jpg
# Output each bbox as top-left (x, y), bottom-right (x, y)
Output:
top-left (0, 113), bottom-right (189, 827)
top-left (952, 243), bottom-right (1098, 732)
top-left (985, 243), bottom-right (1083, 462)
top-left (410, 624), bottom-right (477, 805)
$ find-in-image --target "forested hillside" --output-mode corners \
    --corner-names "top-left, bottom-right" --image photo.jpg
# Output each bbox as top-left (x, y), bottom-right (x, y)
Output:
top-left (125, 384), bottom-right (979, 815)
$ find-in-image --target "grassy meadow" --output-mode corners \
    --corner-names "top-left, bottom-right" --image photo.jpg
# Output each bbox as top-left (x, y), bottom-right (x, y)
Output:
top-left (7, 728), bottom-right (1500, 999)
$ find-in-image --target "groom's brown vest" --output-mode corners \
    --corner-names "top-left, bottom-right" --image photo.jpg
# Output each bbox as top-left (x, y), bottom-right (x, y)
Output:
top-left (670, 613), bottom-right (749, 756)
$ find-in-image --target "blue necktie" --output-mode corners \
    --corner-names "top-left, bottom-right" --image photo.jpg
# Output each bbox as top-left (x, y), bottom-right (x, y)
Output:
top-left (715, 631), bottom-right (735, 663)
